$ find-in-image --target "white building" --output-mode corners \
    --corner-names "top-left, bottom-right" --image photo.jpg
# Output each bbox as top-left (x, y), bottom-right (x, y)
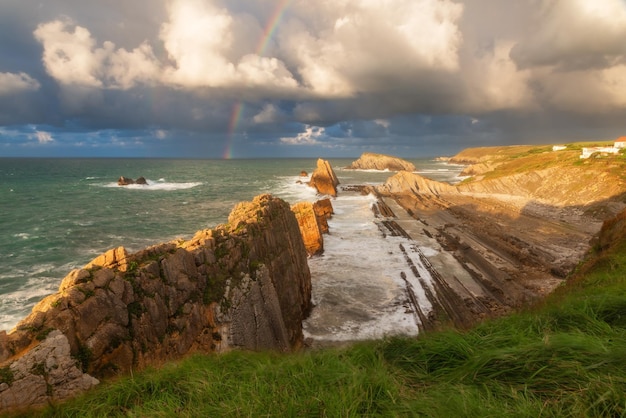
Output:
top-left (615, 137), bottom-right (626, 148)
top-left (580, 147), bottom-right (621, 159)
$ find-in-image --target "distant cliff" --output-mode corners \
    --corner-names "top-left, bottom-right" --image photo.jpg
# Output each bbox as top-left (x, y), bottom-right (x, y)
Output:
top-left (347, 152), bottom-right (416, 172)
top-left (0, 194), bottom-right (312, 410)
top-left (382, 145), bottom-right (626, 208)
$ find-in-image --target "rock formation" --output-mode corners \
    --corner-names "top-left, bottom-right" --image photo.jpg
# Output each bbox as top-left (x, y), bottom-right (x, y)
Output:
top-left (117, 176), bottom-right (135, 185)
top-left (377, 171), bottom-right (457, 197)
top-left (347, 152), bottom-right (416, 172)
top-left (313, 198), bottom-right (333, 234)
top-left (292, 202), bottom-right (324, 256)
top-left (0, 194), bottom-right (312, 410)
top-left (308, 159), bottom-right (339, 197)
top-left (117, 176), bottom-right (148, 186)
top-left (291, 198), bottom-right (334, 256)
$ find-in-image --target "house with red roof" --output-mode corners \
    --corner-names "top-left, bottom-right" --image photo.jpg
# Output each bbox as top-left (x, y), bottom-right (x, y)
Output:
top-left (615, 136), bottom-right (626, 148)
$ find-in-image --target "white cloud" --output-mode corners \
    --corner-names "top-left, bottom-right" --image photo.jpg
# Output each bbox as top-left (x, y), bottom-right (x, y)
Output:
top-left (511, 0), bottom-right (626, 69)
top-left (34, 19), bottom-right (160, 89)
top-left (34, 131), bottom-right (54, 144)
top-left (280, 125), bottom-right (326, 145)
top-left (160, 0), bottom-right (236, 86)
top-left (280, 0), bottom-right (464, 95)
top-left (465, 41), bottom-right (533, 111)
top-left (0, 72), bottom-right (40, 95)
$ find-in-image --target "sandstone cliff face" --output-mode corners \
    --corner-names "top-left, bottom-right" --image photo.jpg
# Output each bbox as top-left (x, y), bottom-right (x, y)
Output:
top-left (347, 152), bottom-right (416, 172)
top-left (0, 194), bottom-right (312, 410)
top-left (308, 159), bottom-right (339, 196)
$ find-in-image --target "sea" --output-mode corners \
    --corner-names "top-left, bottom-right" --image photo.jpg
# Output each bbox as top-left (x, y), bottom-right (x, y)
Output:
top-left (0, 158), bottom-right (464, 343)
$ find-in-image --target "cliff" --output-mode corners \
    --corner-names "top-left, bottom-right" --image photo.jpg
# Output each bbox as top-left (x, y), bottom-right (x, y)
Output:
top-left (347, 152), bottom-right (416, 171)
top-left (308, 159), bottom-right (339, 196)
top-left (0, 194), bottom-right (312, 410)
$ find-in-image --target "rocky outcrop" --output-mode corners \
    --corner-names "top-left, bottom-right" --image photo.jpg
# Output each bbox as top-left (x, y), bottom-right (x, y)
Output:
top-left (347, 152), bottom-right (416, 172)
top-left (0, 331), bottom-right (99, 411)
top-left (117, 176), bottom-right (147, 186)
top-left (377, 171), bottom-right (458, 197)
top-left (313, 198), bottom-right (333, 234)
top-left (0, 194), bottom-right (311, 410)
top-left (308, 159), bottom-right (339, 197)
top-left (292, 202), bottom-right (324, 256)
top-left (457, 166), bottom-right (626, 207)
top-left (291, 198), bottom-right (334, 256)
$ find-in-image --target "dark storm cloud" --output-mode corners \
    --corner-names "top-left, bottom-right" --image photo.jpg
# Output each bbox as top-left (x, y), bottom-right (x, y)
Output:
top-left (1, 0), bottom-right (626, 157)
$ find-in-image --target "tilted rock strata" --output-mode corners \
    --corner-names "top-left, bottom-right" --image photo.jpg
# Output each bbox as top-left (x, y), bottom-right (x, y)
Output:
top-left (377, 171), bottom-right (457, 197)
top-left (313, 198), bottom-right (333, 234)
top-left (347, 152), bottom-right (416, 172)
top-left (0, 194), bottom-right (312, 410)
top-left (291, 198), bottom-right (334, 256)
top-left (308, 158), bottom-right (339, 197)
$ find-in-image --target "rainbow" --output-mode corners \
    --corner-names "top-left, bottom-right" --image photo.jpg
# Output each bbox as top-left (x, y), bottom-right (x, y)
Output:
top-left (224, 0), bottom-right (293, 159)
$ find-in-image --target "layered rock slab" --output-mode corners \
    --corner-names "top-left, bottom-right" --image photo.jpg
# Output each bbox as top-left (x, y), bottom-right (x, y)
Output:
top-left (0, 194), bottom-right (312, 410)
top-left (347, 152), bottom-right (416, 171)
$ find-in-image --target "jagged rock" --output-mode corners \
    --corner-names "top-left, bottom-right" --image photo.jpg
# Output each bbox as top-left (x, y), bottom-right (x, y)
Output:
top-left (117, 176), bottom-right (148, 186)
top-left (117, 176), bottom-right (134, 185)
top-left (347, 152), bottom-right (416, 171)
top-left (313, 198), bottom-right (333, 234)
top-left (0, 331), bottom-right (99, 411)
top-left (299, 171), bottom-right (308, 177)
top-left (0, 194), bottom-right (311, 412)
top-left (292, 202), bottom-right (324, 256)
top-left (308, 158), bottom-right (339, 196)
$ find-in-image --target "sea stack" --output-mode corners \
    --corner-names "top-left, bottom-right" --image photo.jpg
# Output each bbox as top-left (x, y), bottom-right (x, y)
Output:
top-left (308, 158), bottom-right (339, 196)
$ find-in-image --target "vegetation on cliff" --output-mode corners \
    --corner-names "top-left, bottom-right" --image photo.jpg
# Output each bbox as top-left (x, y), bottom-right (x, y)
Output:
top-left (18, 208), bottom-right (626, 417)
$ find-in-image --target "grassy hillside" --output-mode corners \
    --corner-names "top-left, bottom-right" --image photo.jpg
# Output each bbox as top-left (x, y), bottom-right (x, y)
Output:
top-left (10, 210), bottom-right (626, 417)
top-left (451, 142), bottom-right (626, 182)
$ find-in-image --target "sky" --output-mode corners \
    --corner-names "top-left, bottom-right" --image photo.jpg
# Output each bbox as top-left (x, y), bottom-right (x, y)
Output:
top-left (1, 0), bottom-right (626, 158)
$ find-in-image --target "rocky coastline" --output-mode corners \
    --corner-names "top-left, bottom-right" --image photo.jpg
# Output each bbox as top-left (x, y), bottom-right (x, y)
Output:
top-left (2, 148), bottom-right (625, 412)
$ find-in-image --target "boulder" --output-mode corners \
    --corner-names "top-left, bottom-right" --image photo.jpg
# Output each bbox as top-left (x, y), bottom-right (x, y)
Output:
top-left (135, 176), bottom-right (148, 185)
top-left (308, 159), bottom-right (339, 196)
top-left (347, 152), bottom-right (416, 171)
top-left (299, 171), bottom-right (308, 177)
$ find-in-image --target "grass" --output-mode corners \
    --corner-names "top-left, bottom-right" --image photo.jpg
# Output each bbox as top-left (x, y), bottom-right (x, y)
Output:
top-left (8, 221), bottom-right (626, 417)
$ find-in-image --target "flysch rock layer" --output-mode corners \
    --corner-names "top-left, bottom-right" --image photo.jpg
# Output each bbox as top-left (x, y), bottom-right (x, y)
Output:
top-left (373, 169), bottom-right (626, 330)
top-left (347, 152), bottom-right (416, 172)
top-left (0, 194), bottom-right (312, 411)
top-left (308, 159), bottom-right (339, 197)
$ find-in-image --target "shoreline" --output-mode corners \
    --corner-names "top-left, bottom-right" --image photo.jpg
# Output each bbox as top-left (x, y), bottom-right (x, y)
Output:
top-left (365, 183), bottom-right (602, 328)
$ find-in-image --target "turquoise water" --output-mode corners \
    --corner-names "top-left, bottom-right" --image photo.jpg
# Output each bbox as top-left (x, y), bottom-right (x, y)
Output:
top-left (0, 158), bottom-right (463, 332)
